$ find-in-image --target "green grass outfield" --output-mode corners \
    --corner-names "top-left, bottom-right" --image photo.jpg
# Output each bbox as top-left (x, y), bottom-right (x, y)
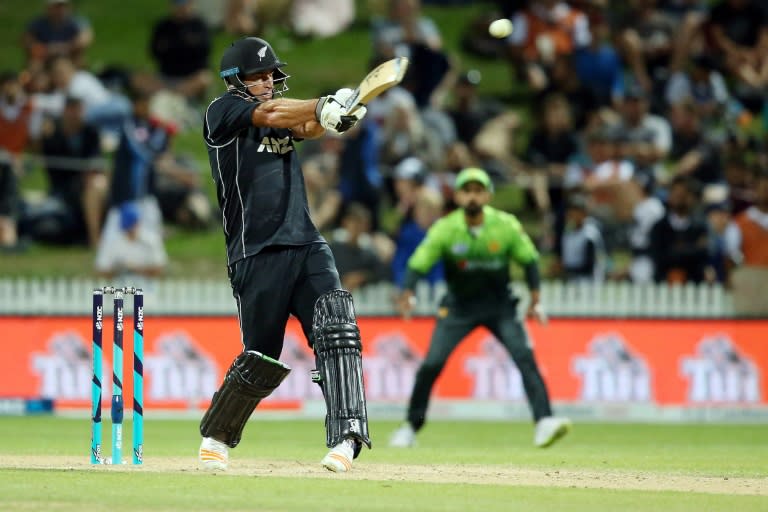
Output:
top-left (0, 417), bottom-right (766, 511)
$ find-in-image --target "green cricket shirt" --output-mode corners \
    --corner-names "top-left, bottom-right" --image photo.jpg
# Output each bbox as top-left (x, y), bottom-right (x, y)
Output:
top-left (406, 206), bottom-right (539, 301)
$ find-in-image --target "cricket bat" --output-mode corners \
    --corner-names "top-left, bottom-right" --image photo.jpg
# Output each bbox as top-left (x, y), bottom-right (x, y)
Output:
top-left (344, 57), bottom-right (409, 115)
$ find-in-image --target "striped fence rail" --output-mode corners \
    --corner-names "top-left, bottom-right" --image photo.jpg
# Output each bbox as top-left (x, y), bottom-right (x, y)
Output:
top-left (0, 277), bottom-right (735, 318)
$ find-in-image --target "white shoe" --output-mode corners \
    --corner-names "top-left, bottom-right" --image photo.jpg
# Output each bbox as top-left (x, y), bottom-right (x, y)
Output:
top-left (389, 423), bottom-right (416, 448)
top-left (534, 416), bottom-right (572, 448)
top-left (199, 437), bottom-right (228, 471)
top-left (321, 439), bottom-right (355, 472)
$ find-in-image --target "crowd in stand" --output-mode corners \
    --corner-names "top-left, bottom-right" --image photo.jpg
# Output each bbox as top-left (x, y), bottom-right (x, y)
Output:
top-left (1, 0), bottom-right (767, 313)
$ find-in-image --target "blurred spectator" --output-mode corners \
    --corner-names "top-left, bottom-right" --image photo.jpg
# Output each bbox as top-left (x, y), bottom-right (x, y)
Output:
top-left (705, 200), bottom-right (739, 283)
top-left (525, 93), bottom-right (580, 216)
top-left (391, 156), bottom-right (427, 222)
top-left (649, 175), bottom-right (710, 283)
top-left (552, 194), bottom-right (606, 282)
top-left (508, 0), bottom-right (592, 91)
top-left (565, 128), bottom-right (639, 226)
top-left (48, 56), bottom-right (131, 141)
top-left (616, 0), bottom-right (676, 97)
top-left (665, 54), bottom-right (730, 123)
top-left (372, 0), bottom-right (452, 108)
top-left (537, 54), bottom-right (601, 130)
top-left (623, 173), bottom-right (665, 283)
top-left (613, 84), bottom-right (672, 184)
top-left (730, 171), bottom-right (768, 314)
top-left (30, 96), bottom-right (106, 247)
top-left (145, 0), bottom-right (213, 102)
top-left (0, 71), bottom-right (43, 169)
top-left (153, 152), bottom-right (212, 229)
top-left (724, 156), bottom-right (756, 215)
top-left (302, 134), bottom-right (344, 232)
top-left (23, 0), bottom-right (93, 68)
top-left (668, 102), bottom-right (723, 187)
top-left (392, 186), bottom-right (444, 287)
top-left (95, 202), bottom-right (167, 280)
top-left (0, 158), bottom-right (19, 250)
top-left (379, 91), bottom-right (441, 174)
top-left (329, 203), bottom-right (392, 291)
top-left (292, 0), bottom-right (355, 38)
top-left (444, 70), bottom-right (505, 147)
top-left (103, 91), bottom-right (172, 247)
top-left (708, 0), bottom-right (768, 112)
top-left (573, 15), bottom-right (625, 106)
top-left (338, 118), bottom-right (383, 229)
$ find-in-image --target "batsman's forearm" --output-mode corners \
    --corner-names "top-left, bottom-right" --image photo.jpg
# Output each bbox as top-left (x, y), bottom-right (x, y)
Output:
top-left (252, 98), bottom-right (320, 128)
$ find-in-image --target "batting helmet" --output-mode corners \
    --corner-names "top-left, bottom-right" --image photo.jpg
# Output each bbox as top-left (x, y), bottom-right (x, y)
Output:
top-left (219, 37), bottom-right (289, 98)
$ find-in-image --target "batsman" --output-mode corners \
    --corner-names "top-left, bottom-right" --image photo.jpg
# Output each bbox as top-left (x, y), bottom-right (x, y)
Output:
top-left (197, 37), bottom-right (370, 472)
top-left (391, 168), bottom-right (571, 448)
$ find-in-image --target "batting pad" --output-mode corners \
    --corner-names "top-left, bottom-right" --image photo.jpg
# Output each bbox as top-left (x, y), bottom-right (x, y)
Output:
top-left (200, 350), bottom-right (290, 448)
top-left (313, 290), bottom-right (371, 450)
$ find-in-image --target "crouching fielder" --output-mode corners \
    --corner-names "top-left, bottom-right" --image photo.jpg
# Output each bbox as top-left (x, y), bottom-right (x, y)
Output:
top-left (198, 37), bottom-right (370, 472)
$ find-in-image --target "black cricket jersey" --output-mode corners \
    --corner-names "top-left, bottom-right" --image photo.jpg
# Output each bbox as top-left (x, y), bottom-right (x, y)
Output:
top-left (203, 91), bottom-right (322, 265)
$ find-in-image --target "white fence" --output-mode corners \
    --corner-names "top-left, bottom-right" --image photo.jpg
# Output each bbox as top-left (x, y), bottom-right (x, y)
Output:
top-left (0, 277), bottom-right (734, 317)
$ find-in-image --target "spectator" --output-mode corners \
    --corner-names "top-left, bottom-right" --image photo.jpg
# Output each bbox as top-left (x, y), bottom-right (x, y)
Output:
top-left (301, 134), bottom-right (344, 232)
top-left (723, 156), bottom-right (756, 215)
top-left (705, 200), bottom-right (739, 284)
top-left (665, 54), bottom-right (730, 122)
top-left (525, 93), bottom-right (580, 216)
top-left (730, 171), bottom-right (768, 314)
top-left (35, 96), bottom-right (106, 247)
top-left (573, 15), bottom-right (625, 106)
top-left (537, 53), bottom-right (601, 130)
top-left (372, 0), bottom-right (452, 108)
top-left (708, 0), bottom-right (768, 112)
top-left (668, 102), bottom-right (724, 187)
top-left (624, 174), bottom-right (665, 283)
top-left (392, 186), bottom-right (444, 287)
top-left (102, 91), bottom-right (172, 249)
top-left (444, 70), bottom-right (505, 147)
top-left (95, 202), bottom-right (167, 280)
top-left (147, 0), bottom-right (213, 101)
top-left (0, 71), bottom-right (43, 170)
top-left (613, 84), bottom-right (672, 184)
top-left (0, 157), bottom-right (19, 251)
top-left (48, 56), bottom-right (131, 140)
top-left (616, 0), bottom-right (676, 97)
top-left (553, 194), bottom-right (606, 283)
top-left (328, 203), bottom-right (392, 292)
top-left (153, 152), bottom-right (212, 229)
top-left (337, 118), bottom-right (384, 229)
top-left (649, 175), bottom-right (710, 283)
top-left (23, 0), bottom-right (93, 68)
top-left (508, 0), bottom-right (592, 91)
top-left (378, 91), bottom-right (440, 176)
top-left (292, 0), bottom-right (356, 38)
top-left (391, 156), bottom-right (428, 224)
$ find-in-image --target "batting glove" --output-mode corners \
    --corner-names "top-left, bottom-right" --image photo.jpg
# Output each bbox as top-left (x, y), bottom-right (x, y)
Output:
top-left (333, 87), bottom-right (367, 129)
top-left (315, 96), bottom-right (356, 133)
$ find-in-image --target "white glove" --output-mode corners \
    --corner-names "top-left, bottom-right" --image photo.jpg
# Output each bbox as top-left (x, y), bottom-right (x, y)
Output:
top-left (333, 88), bottom-right (368, 122)
top-left (315, 95), bottom-right (347, 132)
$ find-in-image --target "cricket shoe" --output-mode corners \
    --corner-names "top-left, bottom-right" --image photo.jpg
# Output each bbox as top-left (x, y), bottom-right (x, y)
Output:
top-left (321, 439), bottom-right (355, 473)
top-left (388, 423), bottom-right (416, 448)
top-left (534, 416), bottom-right (572, 448)
top-left (199, 437), bottom-right (229, 471)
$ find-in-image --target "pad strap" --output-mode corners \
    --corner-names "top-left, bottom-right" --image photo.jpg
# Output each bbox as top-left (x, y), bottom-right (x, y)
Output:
top-left (200, 351), bottom-right (290, 448)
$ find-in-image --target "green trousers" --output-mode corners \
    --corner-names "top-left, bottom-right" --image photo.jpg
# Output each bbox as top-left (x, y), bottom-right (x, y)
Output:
top-left (406, 295), bottom-right (553, 431)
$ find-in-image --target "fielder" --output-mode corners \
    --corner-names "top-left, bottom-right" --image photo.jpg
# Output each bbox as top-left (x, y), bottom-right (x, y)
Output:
top-left (391, 168), bottom-right (571, 448)
top-left (198, 37), bottom-right (370, 472)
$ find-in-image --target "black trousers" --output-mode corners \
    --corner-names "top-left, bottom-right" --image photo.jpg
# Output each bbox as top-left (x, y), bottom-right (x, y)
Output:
top-left (407, 295), bottom-right (553, 430)
top-left (228, 243), bottom-right (341, 359)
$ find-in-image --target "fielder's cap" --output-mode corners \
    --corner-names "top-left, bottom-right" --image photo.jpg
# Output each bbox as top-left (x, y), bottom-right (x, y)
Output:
top-left (454, 167), bottom-right (493, 192)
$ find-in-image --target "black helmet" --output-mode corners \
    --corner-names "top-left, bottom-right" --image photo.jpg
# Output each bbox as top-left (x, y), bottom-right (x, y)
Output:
top-left (219, 37), bottom-right (289, 98)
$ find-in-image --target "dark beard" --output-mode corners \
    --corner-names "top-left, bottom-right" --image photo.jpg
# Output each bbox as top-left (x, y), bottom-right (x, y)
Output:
top-left (464, 202), bottom-right (482, 217)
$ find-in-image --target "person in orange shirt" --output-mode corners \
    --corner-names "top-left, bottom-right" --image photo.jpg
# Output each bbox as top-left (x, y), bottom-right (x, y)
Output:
top-left (508, 0), bottom-right (592, 91)
top-left (731, 171), bottom-right (768, 315)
